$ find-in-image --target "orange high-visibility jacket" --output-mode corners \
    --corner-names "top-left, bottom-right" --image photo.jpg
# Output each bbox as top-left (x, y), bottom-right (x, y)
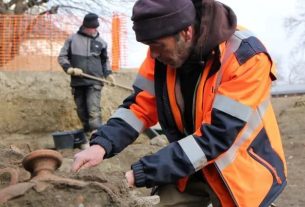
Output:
top-left (91, 30), bottom-right (287, 207)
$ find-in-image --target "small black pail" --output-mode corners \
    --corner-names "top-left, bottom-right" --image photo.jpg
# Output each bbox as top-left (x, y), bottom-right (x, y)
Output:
top-left (52, 129), bottom-right (86, 149)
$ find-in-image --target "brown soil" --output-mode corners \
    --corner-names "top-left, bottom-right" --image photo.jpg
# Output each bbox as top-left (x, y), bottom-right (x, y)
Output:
top-left (0, 71), bottom-right (304, 206)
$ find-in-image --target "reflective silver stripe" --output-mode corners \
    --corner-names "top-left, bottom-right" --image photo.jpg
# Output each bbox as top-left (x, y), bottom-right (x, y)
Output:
top-left (216, 98), bottom-right (270, 170)
top-left (175, 76), bottom-right (185, 114)
top-left (133, 74), bottom-right (155, 96)
top-left (216, 110), bottom-right (260, 170)
top-left (178, 135), bottom-right (207, 171)
top-left (110, 108), bottom-right (145, 133)
top-left (235, 30), bottom-right (254, 39)
top-left (257, 97), bottom-right (269, 118)
top-left (215, 30), bottom-right (253, 92)
top-left (214, 30), bottom-right (263, 170)
top-left (222, 34), bottom-right (242, 63)
top-left (213, 94), bottom-right (252, 122)
top-left (215, 34), bottom-right (242, 92)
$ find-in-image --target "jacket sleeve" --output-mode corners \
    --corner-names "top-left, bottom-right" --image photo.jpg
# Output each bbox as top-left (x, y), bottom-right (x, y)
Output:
top-left (100, 40), bottom-right (112, 77)
top-left (131, 52), bottom-right (274, 188)
top-left (58, 36), bottom-right (72, 72)
top-left (90, 52), bottom-right (158, 158)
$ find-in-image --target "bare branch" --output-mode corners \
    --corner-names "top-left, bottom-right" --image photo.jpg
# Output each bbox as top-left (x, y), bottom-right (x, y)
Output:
top-left (14, 0), bottom-right (28, 14)
top-left (284, 0), bottom-right (305, 83)
top-left (6, 0), bottom-right (18, 8)
top-left (39, 5), bottom-right (59, 15)
top-left (27, 0), bottom-right (49, 8)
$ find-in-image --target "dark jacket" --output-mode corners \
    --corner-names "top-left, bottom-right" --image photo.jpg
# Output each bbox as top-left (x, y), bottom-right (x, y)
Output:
top-left (58, 27), bottom-right (112, 87)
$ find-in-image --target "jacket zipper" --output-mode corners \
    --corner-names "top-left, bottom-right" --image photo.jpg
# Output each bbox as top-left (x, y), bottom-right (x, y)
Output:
top-left (214, 163), bottom-right (239, 206)
top-left (248, 148), bottom-right (282, 184)
top-left (174, 75), bottom-right (188, 135)
top-left (192, 72), bottom-right (203, 131)
top-left (86, 37), bottom-right (89, 74)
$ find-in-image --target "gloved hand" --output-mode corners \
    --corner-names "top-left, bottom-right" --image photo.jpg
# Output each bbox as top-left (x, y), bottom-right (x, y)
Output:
top-left (106, 74), bottom-right (116, 85)
top-left (66, 67), bottom-right (83, 76)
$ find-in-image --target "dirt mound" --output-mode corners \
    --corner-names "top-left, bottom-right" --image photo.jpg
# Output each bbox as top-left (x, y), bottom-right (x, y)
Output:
top-left (0, 71), bottom-right (135, 148)
top-left (0, 71), bottom-right (78, 135)
top-left (271, 95), bottom-right (305, 206)
top-left (0, 71), bottom-right (134, 135)
top-left (0, 145), bottom-right (160, 207)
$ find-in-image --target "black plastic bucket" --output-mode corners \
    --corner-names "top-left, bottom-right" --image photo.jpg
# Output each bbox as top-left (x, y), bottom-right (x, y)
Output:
top-left (73, 129), bottom-right (87, 148)
top-left (52, 129), bottom-right (86, 149)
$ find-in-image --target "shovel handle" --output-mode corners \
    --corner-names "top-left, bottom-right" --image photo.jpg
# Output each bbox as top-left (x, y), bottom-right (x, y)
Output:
top-left (81, 73), bottom-right (133, 92)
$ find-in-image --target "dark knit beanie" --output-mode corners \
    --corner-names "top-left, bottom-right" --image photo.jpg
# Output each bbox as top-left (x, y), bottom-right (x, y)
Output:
top-left (82, 13), bottom-right (99, 28)
top-left (131, 0), bottom-right (196, 42)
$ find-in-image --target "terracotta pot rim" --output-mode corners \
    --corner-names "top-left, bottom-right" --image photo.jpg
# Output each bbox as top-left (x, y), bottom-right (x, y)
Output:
top-left (22, 149), bottom-right (63, 173)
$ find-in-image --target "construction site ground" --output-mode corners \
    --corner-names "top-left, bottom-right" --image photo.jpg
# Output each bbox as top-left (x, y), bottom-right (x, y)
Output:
top-left (0, 71), bottom-right (304, 206)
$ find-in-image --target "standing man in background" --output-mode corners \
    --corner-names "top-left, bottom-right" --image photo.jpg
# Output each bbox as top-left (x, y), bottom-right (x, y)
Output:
top-left (72, 1), bottom-right (287, 206)
top-left (58, 13), bottom-right (115, 138)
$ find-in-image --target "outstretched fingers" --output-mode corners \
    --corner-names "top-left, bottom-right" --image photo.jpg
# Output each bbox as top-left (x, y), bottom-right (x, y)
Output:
top-left (72, 156), bottom-right (87, 173)
top-left (71, 145), bottom-right (106, 173)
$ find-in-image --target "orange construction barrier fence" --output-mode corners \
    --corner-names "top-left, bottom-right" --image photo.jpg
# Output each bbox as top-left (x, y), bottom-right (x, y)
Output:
top-left (0, 13), bottom-right (127, 71)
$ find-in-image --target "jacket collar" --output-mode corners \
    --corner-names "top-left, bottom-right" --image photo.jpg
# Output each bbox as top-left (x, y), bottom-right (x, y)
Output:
top-left (191, 0), bottom-right (237, 60)
top-left (77, 26), bottom-right (100, 39)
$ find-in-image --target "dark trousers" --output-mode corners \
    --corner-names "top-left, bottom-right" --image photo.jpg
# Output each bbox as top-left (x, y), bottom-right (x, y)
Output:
top-left (154, 175), bottom-right (220, 207)
top-left (72, 85), bottom-right (102, 133)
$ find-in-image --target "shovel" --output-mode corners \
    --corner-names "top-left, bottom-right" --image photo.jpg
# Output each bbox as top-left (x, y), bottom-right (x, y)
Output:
top-left (80, 72), bottom-right (133, 92)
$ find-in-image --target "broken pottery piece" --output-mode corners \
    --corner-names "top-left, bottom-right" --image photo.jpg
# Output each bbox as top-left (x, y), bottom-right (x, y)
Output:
top-left (0, 167), bottom-right (19, 186)
top-left (0, 182), bottom-right (36, 204)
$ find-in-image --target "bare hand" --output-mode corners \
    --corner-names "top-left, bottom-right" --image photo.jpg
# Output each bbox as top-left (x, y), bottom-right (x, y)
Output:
top-left (72, 145), bottom-right (105, 173)
top-left (125, 170), bottom-right (135, 188)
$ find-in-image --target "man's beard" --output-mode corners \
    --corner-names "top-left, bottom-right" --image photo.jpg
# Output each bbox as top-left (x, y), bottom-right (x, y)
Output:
top-left (172, 38), bottom-right (193, 69)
